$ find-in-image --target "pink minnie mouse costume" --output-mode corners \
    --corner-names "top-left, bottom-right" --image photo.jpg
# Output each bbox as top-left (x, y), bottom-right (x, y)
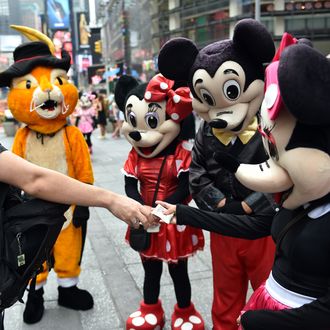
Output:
top-left (115, 74), bottom-right (205, 330)
top-left (74, 93), bottom-right (97, 154)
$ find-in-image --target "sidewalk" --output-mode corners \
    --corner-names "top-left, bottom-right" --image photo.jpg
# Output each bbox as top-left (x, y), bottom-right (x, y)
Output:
top-left (1, 130), bottom-right (214, 330)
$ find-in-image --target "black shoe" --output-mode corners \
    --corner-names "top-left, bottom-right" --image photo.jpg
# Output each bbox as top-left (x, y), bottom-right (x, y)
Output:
top-left (23, 288), bottom-right (44, 324)
top-left (58, 285), bottom-right (94, 310)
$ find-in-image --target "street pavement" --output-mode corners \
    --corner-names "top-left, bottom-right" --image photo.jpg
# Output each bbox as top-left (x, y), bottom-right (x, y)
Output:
top-left (1, 127), bottom-right (252, 330)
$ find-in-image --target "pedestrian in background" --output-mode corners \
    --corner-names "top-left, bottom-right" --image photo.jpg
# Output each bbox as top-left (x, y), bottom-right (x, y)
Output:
top-left (111, 101), bottom-right (124, 139)
top-left (75, 93), bottom-right (96, 154)
top-left (94, 93), bottom-right (108, 139)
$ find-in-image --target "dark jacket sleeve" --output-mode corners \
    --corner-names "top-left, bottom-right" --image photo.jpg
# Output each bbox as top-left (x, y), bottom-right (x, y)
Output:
top-left (176, 204), bottom-right (273, 239)
top-left (241, 288), bottom-right (330, 330)
top-left (164, 171), bottom-right (190, 204)
top-left (189, 124), bottom-right (225, 211)
top-left (125, 176), bottom-right (144, 204)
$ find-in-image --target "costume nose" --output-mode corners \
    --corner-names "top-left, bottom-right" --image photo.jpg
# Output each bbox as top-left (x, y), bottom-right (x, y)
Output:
top-left (129, 131), bottom-right (142, 141)
top-left (209, 119), bottom-right (227, 129)
top-left (39, 75), bottom-right (53, 93)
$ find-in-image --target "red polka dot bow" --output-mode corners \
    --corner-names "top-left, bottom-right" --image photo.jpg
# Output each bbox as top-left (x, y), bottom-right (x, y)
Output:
top-left (144, 73), bottom-right (193, 123)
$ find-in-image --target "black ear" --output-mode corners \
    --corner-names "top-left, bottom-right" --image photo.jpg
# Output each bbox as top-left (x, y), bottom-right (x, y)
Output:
top-left (233, 18), bottom-right (275, 64)
top-left (114, 75), bottom-right (139, 112)
top-left (297, 38), bottom-right (313, 48)
top-left (279, 44), bottom-right (330, 125)
top-left (158, 37), bottom-right (198, 81)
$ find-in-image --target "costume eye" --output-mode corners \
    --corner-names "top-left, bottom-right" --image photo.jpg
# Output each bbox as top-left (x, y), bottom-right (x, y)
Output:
top-left (200, 88), bottom-right (215, 106)
top-left (223, 80), bottom-right (240, 100)
top-left (14, 80), bottom-right (33, 89)
top-left (145, 112), bottom-right (159, 129)
top-left (128, 111), bottom-right (137, 127)
top-left (54, 76), bottom-right (68, 86)
top-left (12, 76), bottom-right (37, 89)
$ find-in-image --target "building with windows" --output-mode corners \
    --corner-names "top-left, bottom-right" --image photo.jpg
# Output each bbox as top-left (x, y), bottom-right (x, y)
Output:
top-left (152, 0), bottom-right (330, 54)
top-left (100, 0), bottom-right (330, 80)
top-left (101, 0), bottom-right (152, 81)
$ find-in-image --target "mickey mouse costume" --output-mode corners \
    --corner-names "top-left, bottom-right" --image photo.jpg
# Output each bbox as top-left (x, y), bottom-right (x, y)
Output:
top-left (158, 19), bottom-right (276, 330)
top-left (115, 74), bottom-right (205, 330)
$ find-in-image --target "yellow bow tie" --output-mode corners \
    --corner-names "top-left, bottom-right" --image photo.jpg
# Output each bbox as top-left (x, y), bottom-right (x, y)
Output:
top-left (212, 116), bottom-right (258, 146)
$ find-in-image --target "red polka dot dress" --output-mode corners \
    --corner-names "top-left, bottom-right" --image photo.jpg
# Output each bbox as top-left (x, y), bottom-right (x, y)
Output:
top-left (122, 141), bottom-right (204, 262)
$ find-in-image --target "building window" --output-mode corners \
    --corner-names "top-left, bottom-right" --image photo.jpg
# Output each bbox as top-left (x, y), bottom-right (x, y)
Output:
top-left (0, 0), bottom-right (9, 16)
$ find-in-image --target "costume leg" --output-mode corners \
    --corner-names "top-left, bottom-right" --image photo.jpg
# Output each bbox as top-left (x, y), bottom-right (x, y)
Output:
top-left (126, 258), bottom-right (165, 329)
top-left (54, 221), bottom-right (93, 310)
top-left (23, 232), bottom-right (52, 324)
top-left (85, 133), bottom-right (92, 147)
top-left (169, 259), bottom-right (205, 329)
top-left (211, 233), bottom-right (248, 330)
top-left (168, 259), bottom-right (191, 308)
top-left (84, 133), bottom-right (92, 154)
top-left (143, 258), bottom-right (163, 304)
top-left (53, 221), bottom-right (82, 281)
top-left (23, 287), bottom-right (44, 324)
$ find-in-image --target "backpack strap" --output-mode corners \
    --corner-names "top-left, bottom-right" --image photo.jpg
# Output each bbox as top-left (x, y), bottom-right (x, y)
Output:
top-left (0, 182), bottom-right (9, 208)
top-left (151, 155), bottom-right (168, 207)
top-left (0, 183), bottom-right (8, 322)
top-left (0, 309), bottom-right (4, 330)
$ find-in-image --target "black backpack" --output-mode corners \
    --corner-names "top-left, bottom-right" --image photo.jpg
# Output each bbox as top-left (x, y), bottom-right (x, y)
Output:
top-left (0, 182), bottom-right (68, 312)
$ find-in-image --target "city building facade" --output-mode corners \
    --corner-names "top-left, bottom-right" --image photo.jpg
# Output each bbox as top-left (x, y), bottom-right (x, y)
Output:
top-left (100, 0), bottom-right (330, 82)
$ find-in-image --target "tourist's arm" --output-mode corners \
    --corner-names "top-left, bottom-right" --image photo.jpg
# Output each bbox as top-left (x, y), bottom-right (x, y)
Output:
top-left (0, 149), bottom-right (151, 227)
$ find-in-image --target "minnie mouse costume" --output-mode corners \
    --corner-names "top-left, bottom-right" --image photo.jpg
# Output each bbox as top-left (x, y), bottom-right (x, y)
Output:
top-left (115, 74), bottom-right (205, 330)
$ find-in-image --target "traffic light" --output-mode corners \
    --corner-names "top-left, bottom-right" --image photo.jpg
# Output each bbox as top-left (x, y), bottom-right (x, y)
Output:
top-left (94, 40), bottom-right (102, 54)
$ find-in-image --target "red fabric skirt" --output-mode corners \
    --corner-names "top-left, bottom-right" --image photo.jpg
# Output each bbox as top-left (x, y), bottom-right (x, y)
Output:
top-left (238, 282), bottom-right (290, 330)
top-left (125, 223), bottom-right (204, 263)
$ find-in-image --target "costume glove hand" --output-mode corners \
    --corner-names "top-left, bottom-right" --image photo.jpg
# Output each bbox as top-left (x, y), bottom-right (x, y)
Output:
top-left (217, 200), bottom-right (246, 215)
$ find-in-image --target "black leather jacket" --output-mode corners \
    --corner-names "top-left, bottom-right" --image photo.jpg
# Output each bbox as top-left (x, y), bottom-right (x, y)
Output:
top-left (190, 120), bottom-right (275, 213)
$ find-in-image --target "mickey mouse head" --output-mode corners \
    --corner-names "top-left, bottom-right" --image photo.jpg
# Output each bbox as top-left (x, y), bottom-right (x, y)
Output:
top-left (158, 18), bottom-right (275, 134)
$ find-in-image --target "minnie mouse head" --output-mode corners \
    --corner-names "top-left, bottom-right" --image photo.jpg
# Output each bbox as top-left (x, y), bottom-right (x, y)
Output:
top-left (158, 19), bottom-right (275, 134)
top-left (79, 92), bottom-right (94, 109)
top-left (114, 73), bottom-right (193, 158)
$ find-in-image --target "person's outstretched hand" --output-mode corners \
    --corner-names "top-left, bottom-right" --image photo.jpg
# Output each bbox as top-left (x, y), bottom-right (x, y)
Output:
top-left (236, 315), bottom-right (244, 329)
top-left (155, 201), bottom-right (177, 224)
top-left (107, 193), bottom-right (153, 229)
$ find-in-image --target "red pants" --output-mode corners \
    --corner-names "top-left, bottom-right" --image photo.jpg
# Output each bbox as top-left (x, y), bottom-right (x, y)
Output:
top-left (210, 232), bottom-right (275, 330)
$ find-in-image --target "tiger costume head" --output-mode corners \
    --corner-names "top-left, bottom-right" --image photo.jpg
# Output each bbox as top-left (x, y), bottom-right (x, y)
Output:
top-left (0, 26), bottom-right (78, 134)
